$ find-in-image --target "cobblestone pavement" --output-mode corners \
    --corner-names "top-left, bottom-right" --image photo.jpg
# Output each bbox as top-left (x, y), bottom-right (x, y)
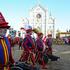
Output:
top-left (12, 45), bottom-right (70, 70)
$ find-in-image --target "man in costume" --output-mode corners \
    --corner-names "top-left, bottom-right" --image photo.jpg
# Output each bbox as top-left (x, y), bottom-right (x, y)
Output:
top-left (0, 12), bottom-right (14, 70)
top-left (36, 32), bottom-right (48, 69)
top-left (19, 25), bottom-right (36, 65)
top-left (45, 34), bottom-right (53, 55)
top-left (45, 34), bottom-right (60, 61)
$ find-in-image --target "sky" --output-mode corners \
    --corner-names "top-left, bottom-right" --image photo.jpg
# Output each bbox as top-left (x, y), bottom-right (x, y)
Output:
top-left (0, 0), bottom-right (70, 32)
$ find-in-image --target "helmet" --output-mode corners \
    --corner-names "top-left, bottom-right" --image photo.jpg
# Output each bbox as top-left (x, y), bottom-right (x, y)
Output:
top-left (26, 25), bottom-right (32, 30)
top-left (25, 25), bottom-right (32, 33)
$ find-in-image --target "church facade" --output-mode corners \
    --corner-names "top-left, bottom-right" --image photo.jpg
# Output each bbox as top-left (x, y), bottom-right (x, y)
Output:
top-left (29, 4), bottom-right (55, 37)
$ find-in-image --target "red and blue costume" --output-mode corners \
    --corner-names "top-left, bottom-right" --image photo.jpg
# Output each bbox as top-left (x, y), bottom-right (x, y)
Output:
top-left (36, 37), bottom-right (45, 67)
top-left (0, 12), bottom-right (14, 70)
top-left (45, 34), bottom-right (53, 55)
top-left (36, 32), bottom-right (48, 69)
top-left (20, 34), bottom-right (36, 65)
top-left (0, 36), bottom-right (14, 70)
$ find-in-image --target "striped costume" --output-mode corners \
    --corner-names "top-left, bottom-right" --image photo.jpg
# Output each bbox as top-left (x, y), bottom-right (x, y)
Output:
top-left (0, 36), bottom-right (14, 70)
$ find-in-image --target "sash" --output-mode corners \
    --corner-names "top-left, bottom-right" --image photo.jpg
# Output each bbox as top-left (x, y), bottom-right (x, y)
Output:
top-left (0, 39), bottom-right (9, 65)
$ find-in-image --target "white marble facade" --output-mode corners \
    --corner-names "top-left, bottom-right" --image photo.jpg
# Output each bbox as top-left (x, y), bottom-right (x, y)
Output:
top-left (29, 4), bottom-right (54, 36)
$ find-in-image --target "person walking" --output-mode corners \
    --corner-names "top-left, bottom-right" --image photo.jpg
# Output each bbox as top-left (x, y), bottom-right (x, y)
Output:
top-left (36, 32), bottom-right (48, 69)
top-left (19, 25), bottom-right (36, 65)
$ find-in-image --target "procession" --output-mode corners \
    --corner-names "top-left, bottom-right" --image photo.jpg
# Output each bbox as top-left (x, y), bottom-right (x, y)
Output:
top-left (0, 12), bottom-right (60, 70)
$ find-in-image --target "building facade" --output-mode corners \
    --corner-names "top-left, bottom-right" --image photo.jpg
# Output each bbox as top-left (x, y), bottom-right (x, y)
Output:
top-left (29, 4), bottom-right (55, 37)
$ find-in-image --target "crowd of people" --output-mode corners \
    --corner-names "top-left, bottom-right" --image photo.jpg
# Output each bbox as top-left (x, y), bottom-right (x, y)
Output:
top-left (0, 12), bottom-right (60, 70)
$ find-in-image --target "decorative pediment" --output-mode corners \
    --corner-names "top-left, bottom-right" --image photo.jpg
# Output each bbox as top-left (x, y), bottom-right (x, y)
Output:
top-left (31, 4), bottom-right (46, 13)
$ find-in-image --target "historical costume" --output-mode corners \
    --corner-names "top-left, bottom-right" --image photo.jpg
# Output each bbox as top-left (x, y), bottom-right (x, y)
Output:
top-left (0, 12), bottom-right (14, 70)
top-left (19, 25), bottom-right (36, 65)
top-left (36, 32), bottom-right (48, 69)
top-left (45, 34), bottom-right (53, 55)
top-left (45, 34), bottom-right (60, 61)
